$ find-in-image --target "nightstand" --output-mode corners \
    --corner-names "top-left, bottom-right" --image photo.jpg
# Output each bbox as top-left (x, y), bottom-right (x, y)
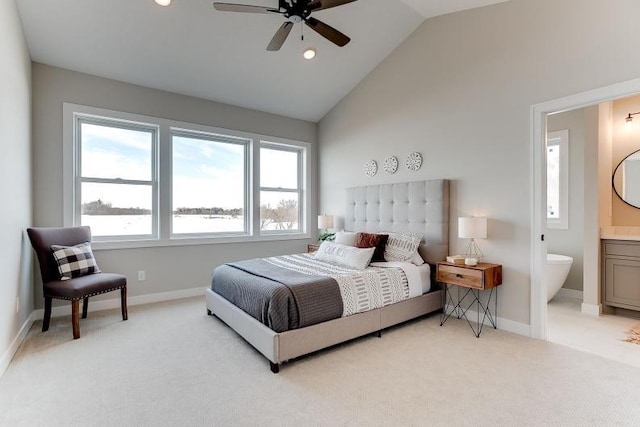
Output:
top-left (307, 244), bottom-right (320, 253)
top-left (437, 261), bottom-right (502, 337)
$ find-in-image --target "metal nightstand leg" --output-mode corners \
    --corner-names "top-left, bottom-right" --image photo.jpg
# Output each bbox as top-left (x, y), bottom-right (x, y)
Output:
top-left (440, 284), bottom-right (498, 337)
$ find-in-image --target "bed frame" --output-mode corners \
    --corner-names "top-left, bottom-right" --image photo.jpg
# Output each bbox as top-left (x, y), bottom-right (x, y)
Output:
top-left (206, 179), bottom-right (449, 373)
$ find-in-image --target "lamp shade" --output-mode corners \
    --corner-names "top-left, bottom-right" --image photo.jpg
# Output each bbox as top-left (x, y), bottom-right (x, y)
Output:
top-left (458, 217), bottom-right (487, 239)
top-left (318, 215), bottom-right (334, 229)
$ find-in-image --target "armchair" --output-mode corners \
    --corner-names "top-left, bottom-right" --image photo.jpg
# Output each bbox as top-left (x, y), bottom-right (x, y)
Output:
top-left (27, 226), bottom-right (128, 339)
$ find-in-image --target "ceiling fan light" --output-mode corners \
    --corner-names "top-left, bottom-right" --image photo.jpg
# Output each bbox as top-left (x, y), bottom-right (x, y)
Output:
top-left (303, 48), bottom-right (316, 60)
top-left (155, 0), bottom-right (172, 6)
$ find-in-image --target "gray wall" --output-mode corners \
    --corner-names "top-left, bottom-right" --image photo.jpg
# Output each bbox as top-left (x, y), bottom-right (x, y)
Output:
top-left (0, 0), bottom-right (32, 368)
top-left (547, 109), bottom-right (586, 292)
top-left (318, 0), bottom-right (640, 326)
top-left (32, 63), bottom-right (318, 308)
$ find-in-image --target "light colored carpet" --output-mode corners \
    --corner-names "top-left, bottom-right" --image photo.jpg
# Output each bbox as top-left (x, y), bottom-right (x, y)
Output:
top-left (1, 296), bottom-right (640, 426)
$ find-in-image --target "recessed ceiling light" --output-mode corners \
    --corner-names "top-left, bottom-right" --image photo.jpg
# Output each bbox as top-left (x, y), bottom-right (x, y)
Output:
top-left (155, 0), bottom-right (172, 6)
top-left (303, 48), bottom-right (316, 60)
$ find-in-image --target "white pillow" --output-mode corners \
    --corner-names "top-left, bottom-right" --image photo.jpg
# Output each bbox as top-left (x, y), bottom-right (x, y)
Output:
top-left (411, 251), bottom-right (425, 266)
top-left (334, 231), bottom-right (357, 246)
top-left (314, 241), bottom-right (375, 270)
top-left (384, 232), bottom-right (423, 263)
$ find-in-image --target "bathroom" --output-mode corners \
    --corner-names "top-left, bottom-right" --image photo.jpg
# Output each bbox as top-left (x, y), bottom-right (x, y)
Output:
top-left (545, 94), bottom-right (640, 366)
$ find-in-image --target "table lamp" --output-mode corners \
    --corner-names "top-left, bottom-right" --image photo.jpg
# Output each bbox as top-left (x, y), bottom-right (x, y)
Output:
top-left (458, 216), bottom-right (487, 263)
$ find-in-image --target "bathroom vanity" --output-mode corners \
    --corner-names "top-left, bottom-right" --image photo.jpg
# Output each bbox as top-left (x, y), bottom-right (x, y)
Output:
top-left (599, 149), bottom-right (640, 316)
top-left (602, 239), bottom-right (640, 315)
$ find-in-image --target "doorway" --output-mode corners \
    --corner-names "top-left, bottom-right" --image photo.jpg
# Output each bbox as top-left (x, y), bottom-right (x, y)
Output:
top-left (530, 77), bottom-right (640, 340)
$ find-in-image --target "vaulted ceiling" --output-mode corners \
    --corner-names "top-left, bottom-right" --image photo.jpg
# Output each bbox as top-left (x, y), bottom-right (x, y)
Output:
top-left (16, 0), bottom-right (509, 122)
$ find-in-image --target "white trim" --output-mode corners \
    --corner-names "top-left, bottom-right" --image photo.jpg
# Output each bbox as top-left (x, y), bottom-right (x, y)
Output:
top-left (581, 302), bottom-right (602, 316)
top-left (556, 288), bottom-right (583, 301)
top-left (0, 312), bottom-right (37, 379)
top-left (32, 287), bottom-right (206, 320)
top-left (530, 77), bottom-right (640, 340)
top-left (91, 233), bottom-right (311, 251)
top-left (530, 102), bottom-right (548, 339)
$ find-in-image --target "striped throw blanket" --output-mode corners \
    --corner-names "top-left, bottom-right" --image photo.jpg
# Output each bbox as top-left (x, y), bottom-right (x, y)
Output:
top-left (264, 253), bottom-right (409, 317)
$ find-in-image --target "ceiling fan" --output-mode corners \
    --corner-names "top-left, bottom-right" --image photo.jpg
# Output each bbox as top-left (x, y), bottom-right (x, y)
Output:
top-left (212, 0), bottom-right (357, 51)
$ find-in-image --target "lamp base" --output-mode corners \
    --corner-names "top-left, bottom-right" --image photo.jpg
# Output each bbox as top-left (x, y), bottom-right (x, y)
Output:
top-left (462, 238), bottom-right (483, 262)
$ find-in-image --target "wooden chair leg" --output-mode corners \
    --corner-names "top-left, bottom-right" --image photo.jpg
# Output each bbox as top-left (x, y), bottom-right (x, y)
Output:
top-left (42, 297), bottom-right (52, 332)
top-left (121, 287), bottom-right (128, 321)
top-left (71, 300), bottom-right (80, 339)
top-left (82, 297), bottom-right (89, 319)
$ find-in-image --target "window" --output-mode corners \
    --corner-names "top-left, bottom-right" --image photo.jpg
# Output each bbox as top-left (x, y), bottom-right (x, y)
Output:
top-left (63, 103), bottom-right (310, 247)
top-left (171, 131), bottom-right (249, 236)
top-left (547, 130), bottom-right (569, 229)
top-left (75, 117), bottom-right (158, 240)
top-left (259, 143), bottom-right (303, 232)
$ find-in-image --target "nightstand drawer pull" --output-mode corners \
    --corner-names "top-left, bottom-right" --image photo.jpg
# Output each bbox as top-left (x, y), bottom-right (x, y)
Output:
top-left (456, 274), bottom-right (463, 278)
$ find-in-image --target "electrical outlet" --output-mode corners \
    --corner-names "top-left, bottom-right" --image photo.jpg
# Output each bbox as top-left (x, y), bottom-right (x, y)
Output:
top-left (138, 270), bottom-right (146, 281)
top-left (16, 297), bottom-right (20, 314)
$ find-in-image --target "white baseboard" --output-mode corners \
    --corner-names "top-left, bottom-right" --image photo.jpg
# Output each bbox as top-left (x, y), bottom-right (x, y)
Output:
top-left (444, 304), bottom-right (531, 336)
top-left (556, 288), bottom-right (583, 301)
top-left (32, 287), bottom-right (207, 320)
top-left (0, 311), bottom-right (37, 379)
top-left (581, 302), bottom-right (602, 316)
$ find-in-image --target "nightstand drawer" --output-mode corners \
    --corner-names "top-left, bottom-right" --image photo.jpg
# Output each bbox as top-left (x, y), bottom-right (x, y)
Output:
top-left (437, 264), bottom-right (484, 289)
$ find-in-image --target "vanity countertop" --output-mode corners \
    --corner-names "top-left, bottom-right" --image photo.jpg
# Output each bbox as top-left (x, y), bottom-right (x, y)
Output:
top-left (601, 234), bottom-right (640, 241)
top-left (601, 226), bottom-right (640, 241)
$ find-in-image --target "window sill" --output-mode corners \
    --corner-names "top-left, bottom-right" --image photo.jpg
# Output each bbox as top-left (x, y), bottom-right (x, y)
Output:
top-left (91, 233), bottom-right (312, 251)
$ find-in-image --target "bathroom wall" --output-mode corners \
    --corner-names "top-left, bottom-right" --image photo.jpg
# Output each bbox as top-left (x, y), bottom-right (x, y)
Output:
top-left (547, 109), bottom-right (586, 292)
top-left (612, 95), bottom-right (640, 225)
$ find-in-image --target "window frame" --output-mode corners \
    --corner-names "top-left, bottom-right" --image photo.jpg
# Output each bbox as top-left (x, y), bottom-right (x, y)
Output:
top-left (169, 128), bottom-right (251, 239)
top-left (73, 114), bottom-right (160, 242)
top-left (63, 103), bottom-right (311, 249)
top-left (546, 129), bottom-right (569, 230)
top-left (259, 141), bottom-right (305, 235)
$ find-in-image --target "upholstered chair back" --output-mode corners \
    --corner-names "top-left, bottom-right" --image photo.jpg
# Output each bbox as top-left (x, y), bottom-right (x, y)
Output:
top-left (27, 226), bottom-right (92, 283)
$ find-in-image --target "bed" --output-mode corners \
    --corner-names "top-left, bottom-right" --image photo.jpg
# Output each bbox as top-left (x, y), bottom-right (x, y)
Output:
top-left (206, 179), bottom-right (449, 373)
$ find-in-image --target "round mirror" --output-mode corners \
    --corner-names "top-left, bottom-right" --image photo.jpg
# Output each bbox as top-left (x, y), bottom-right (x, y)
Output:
top-left (613, 149), bottom-right (640, 209)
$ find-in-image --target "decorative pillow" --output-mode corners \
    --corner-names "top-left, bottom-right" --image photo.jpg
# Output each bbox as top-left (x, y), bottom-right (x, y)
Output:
top-left (334, 231), bottom-right (357, 246)
top-left (314, 241), bottom-right (375, 270)
top-left (50, 242), bottom-right (101, 281)
top-left (384, 232), bottom-right (423, 263)
top-left (411, 251), bottom-right (425, 266)
top-left (355, 232), bottom-right (389, 262)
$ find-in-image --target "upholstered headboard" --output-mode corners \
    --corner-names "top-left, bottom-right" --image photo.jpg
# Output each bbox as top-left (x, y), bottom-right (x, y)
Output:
top-left (344, 180), bottom-right (449, 265)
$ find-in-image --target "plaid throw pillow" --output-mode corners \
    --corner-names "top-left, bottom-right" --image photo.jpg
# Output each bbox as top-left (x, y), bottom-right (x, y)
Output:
top-left (51, 242), bottom-right (101, 281)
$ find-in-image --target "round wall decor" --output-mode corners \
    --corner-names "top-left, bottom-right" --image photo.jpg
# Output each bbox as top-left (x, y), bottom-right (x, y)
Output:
top-left (406, 152), bottom-right (422, 171)
top-left (383, 156), bottom-right (398, 174)
top-left (363, 160), bottom-right (378, 177)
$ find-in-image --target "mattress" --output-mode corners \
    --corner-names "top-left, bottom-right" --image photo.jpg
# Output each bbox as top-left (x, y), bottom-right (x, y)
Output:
top-left (211, 253), bottom-right (431, 333)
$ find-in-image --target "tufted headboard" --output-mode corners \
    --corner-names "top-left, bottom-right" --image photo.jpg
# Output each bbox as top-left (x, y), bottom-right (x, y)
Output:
top-left (344, 180), bottom-right (449, 266)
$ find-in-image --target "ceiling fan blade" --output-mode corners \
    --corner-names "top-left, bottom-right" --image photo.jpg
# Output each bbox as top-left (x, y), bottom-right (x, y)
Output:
top-left (213, 2), bottom-right (279, 13)
top-left (308, 0), bottom-right (357, 12)
top-left (267, 21), bottom-right (294, 51)
top-left (305, 16), bottom-right (350, 47)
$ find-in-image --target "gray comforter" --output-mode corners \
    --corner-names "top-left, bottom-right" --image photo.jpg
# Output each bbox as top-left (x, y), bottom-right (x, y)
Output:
top-left (211, 258), bottom-right (344, 332)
